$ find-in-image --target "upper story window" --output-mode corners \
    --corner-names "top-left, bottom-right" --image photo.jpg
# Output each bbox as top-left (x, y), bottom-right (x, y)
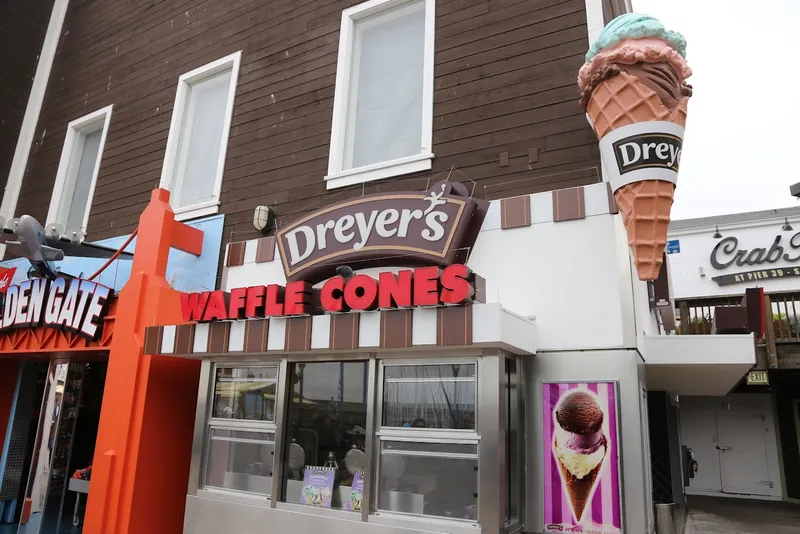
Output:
top-left (326, 0), bottom-right (435, 190)
top-left (160, 52), bottom-right (241, 220)
top-left (46, 105), bottom-right (113, 236)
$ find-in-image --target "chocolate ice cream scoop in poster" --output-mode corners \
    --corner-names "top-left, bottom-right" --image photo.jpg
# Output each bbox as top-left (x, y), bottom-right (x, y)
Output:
top-left (542, 382), bottom-right (622, 534)
top-left (301, 466), bottom-right (335, 508)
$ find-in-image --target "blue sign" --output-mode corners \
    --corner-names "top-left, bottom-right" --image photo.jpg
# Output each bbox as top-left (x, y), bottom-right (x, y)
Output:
top-left (666, 239), bottom-right (680, 254)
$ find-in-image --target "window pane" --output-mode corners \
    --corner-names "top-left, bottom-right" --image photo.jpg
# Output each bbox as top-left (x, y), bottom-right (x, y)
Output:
top-left (212, 367), bottom-right (278, 421)
top-left (281, 362), bottom-right (368, 510)
top-left (346, 1), bottom-right (425, 169)
top-left (383, 364), bottom-right (476, 429)
top-left (58, 127), bottom-right (103, 231)
top-left (378, 441), bottom-right (477, 520)
top-left (174, 69), bottom-right (232, 208)
top-left (205, 429), bottom-right (275, 495)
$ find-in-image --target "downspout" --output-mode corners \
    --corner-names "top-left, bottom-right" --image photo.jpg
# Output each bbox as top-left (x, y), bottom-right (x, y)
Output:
top-left (0, 0), bottom-right (70, 259)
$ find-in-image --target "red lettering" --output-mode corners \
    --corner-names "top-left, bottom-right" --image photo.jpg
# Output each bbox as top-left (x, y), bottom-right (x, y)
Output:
top-left (413, 266), bottom-right (440, 306)
top-left (265, 284), bottom-right (285, 316)
top-left (284, 281), bottom-right (312, 315)
top-left (321, 277), bottom-right (346, 313)
top-left (245, 286), bottom-right (266, 318)
top-left (181, 292), bottom-right (210, 322)
top-left (439, 264), bottom-right (473, 304)
top-left (344, 274), bottom-right (378, 311)
top-left (378, 270), bottom-right (413, 308)
top-left (202, 291), bottom-right (229, 321)
top-left (228, 287), bottom-right (247, 319)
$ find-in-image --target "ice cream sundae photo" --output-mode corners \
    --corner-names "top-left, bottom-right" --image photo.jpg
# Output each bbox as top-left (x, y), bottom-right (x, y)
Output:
top-left (552, 390), bottom-right (609, 523)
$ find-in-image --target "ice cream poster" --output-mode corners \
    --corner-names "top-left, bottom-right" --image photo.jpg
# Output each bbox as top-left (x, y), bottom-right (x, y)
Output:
top-left (542, 382), bottom-right (622, 534)
top-left (300, 467), bottom-right (335, 508)
top-left (346, 471), bottom-right (364, 511)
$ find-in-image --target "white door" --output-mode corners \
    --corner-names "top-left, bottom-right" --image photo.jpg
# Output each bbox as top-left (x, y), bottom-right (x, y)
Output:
top-left (679, 397), bottom-right (722, 493)
top-left (716, 396), bottom-right (779, 496)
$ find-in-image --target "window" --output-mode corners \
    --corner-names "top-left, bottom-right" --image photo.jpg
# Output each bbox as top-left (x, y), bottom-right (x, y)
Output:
top-left (280, 362), bottom-right (368, 510)
top-left (160, 52), bottom-right (240, 220)
top-left (204, 366), bottom-right (278, 496)
top-left (46, 106), bottom-right (113, 236)
top-left (326, 0), bottom-right (435, 189)
top-left (376, 362), bottom-right (479, 521)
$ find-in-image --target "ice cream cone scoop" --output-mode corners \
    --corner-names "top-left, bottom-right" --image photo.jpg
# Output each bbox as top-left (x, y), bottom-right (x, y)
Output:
top-left (579, 13), bottom-right (692, 281)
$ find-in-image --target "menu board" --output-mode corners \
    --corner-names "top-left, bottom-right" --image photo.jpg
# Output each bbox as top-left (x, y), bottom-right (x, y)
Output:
top-left (346, 471), bottom-right (364, 511)
top-left (300, 466), bottom-right (335, 507)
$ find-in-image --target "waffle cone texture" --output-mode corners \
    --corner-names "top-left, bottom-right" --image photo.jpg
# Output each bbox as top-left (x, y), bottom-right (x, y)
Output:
top-left (587, 72), bottom-right (689, 280)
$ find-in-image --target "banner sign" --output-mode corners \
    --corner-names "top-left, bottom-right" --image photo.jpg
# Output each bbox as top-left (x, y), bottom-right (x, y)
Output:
top-left (543, 382), bottom-right (622, 534)
top-left (346, 471), bottom-right (364, 511)
top-left (181, 264), bottom-right (481, 323)
top-left (276, 181), bottom-right (488, 285)
top-left (300, 467), bottom-right (335, 508)
top-left (711, 233), bottom-right (800, 270)
top-left (0, 277), bottom-right (112, 341)
top-left (712, 266), bottom-right (800, 286)
top-left (0, 267), bottom-right (17, 292)
top-left (599, 120), bottom-right (684, 193)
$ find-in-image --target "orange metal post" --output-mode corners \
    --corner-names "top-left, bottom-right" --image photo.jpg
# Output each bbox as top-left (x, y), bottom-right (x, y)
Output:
top-left (83, 189), bottom-right (203, 534)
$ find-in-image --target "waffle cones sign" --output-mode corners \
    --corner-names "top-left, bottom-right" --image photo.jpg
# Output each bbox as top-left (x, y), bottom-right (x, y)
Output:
top-left (276, 181), bottom-right (488, 286)
top-left (543, 382), bottom-right (622, 534)
top-left (579, 13), bottom-right (692, 281)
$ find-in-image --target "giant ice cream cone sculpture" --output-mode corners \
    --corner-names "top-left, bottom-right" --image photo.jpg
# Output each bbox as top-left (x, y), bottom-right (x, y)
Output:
top-left (553, 391), bottom-right (608, 522)
top-left (579, 14), bottom-right (693, 280)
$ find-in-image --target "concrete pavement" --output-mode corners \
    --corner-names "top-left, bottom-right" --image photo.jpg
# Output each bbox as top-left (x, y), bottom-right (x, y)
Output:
top-left (686, 495), bottom-right (800, 534)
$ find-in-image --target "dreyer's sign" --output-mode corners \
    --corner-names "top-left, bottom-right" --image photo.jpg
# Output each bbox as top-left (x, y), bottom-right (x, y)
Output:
top-left (599, 120), bottom-right (684, 192)
top-left (0, 277), bottom-right (112, 340)
top-left (276, 181), bottom-right (488, 285)
top-left (710, 231), bottom-right (800, 286)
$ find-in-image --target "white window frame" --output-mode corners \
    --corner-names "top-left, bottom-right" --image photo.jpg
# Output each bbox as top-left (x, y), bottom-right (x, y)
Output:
top-left (159, 51), bottom-right (241, 221)
top-left (325, 0), bottom-right (436, 190)
top-left (46, 105), bottom-right (113, 238)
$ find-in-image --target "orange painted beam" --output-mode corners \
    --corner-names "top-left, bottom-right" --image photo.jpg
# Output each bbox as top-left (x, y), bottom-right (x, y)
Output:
top-left (171, 220), bottom-right (204, 257)
top-left (83, 188), bottom-right (203, 534)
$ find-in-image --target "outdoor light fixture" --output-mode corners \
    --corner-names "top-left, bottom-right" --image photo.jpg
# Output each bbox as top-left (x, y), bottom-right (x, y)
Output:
top-left (68, 229), bottom-right (85, 244)
top-left (335, 265), bottom-right (355, 279)
top-left (782, 217), bottom-right (793, 232)
top-left (252, 205), bottom-right (276, 235)
top-left (45, 223), bottom-right (62, 238)
top-left (712, 225), bottom-right (722, 239)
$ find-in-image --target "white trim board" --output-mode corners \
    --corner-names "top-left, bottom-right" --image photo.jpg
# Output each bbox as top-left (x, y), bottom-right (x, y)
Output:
top-left (0, 0), bottom-right (69, 258)
top-left (159, 51), bottom-right (242, 221)
top-left (325, 0), bottom-right (435, 190)
top-left (45, 105), bottom-right (114, 237)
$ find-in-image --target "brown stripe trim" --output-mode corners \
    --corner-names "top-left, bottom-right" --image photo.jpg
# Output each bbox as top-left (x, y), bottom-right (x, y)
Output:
top-left (207, 322), bottom-right (231, 354)
top-left (143, 326), bottom-right (163, 355)
top-left (244, 319), bottom-right (269, 353)
top-left (553, 186), bottom-right (586, 222)
top-left (285, 316), bottom-right (312, 352)
top-left (436, 306), bottom-right (473, 347)
top-left (606, 182), bottom-right (619, 214)
top-left (380, 309), bottom-right (413, 349)
top-left (226, 242), bottom-right (246, 267)
top-left (500, 196), bottom-right (531, 230)
top-left (255, 237), bottom-right (276, 263)
top-left (174, 324), bottom-right (195, 355)
top-left (330, 314), bottom-right (360, 351)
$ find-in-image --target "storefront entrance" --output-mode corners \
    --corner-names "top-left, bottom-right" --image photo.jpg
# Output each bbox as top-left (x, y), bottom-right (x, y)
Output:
top-left (0, 360), bottom-right (107, 534)
top-left (680, 395), bottom-right (782, 498)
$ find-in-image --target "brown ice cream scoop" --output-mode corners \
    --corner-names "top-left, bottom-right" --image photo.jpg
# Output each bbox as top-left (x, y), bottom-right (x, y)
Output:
top-left (617, 61), bottom-right (692, 109)
top-left (556, 391), bottom-right (604, 434)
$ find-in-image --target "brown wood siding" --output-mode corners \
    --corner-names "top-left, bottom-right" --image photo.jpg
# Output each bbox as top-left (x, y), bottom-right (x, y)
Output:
top-left (16, 0), bottom-right (600, 284)
top-left (602, 0), bottom-right (629, 24)
top-left (0, 0), bottom-right (53, 195)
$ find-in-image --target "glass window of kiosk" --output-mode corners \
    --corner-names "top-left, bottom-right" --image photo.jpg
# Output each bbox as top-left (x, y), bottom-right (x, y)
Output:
top-left (280, 361), bottom-right (369, 510)
top-left (376, 360), bottom-right (479, 521)
top-left (204, 365), bottom-right (279, 496)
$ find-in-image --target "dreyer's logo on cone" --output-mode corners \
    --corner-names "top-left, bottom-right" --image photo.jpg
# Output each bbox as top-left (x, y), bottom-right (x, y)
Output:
top-left (276, 182), bottom-right (488, 285)
top-left (612, 133), bottom-right (682, 175)
top-left (598, 120), bottom-right (685, 194)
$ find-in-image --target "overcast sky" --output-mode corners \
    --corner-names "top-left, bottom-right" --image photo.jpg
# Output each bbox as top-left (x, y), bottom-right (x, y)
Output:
top-left (632, 0), bottom-right (800, 220)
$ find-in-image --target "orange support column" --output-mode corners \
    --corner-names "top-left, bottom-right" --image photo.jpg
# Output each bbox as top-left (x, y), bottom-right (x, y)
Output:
top-left (83, 189), bottom-right (204, 534)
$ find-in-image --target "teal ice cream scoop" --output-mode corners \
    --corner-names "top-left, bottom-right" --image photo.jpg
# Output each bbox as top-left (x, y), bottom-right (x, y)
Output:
top-left (585, 13), bottom-right (687, 62)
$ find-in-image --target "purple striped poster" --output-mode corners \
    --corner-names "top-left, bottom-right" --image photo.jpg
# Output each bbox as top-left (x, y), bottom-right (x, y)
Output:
top-left (542, 382), bottom-right (622, 534)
